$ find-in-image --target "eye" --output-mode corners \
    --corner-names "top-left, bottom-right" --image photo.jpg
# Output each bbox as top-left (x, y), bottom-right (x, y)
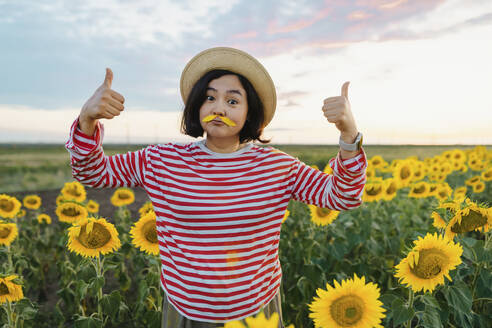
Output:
top-left (206, 95), bottom-right (214, 101)
top-left (228, 99), bottom-right (238, 105)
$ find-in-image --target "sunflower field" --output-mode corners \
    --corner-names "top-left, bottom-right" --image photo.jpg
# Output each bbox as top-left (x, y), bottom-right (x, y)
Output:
top-left (0, 145), bottom-right (491, 328)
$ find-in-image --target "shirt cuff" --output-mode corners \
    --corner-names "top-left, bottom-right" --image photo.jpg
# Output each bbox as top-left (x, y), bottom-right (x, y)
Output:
top-left (65, 116), bottom-right (104, 153)
top-left (336, 147), bottom-right (368, 177)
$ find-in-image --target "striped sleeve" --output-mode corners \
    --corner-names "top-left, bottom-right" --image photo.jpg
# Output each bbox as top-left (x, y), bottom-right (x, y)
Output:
top-left (291, 147), bottom-right (367, 211)
top-left (64, 116), bottom-right (149, 188)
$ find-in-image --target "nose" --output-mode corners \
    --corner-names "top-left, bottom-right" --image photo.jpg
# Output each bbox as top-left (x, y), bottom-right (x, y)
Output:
top-left (212, 101), bottom-right (226, 116)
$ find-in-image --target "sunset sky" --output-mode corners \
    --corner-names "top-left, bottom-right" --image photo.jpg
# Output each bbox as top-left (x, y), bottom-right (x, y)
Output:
top-left (1, 0), bottom-right (491, 145)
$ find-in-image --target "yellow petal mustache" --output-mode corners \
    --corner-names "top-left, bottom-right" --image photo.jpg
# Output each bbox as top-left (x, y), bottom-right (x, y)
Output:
top-left (202, 114), bottom-right (236, 127)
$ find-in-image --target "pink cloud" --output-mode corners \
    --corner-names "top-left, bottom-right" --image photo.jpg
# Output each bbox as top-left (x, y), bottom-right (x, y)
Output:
top-left (232, 30), bottom-right (258, 39)
top-left (347, 10), bottom-right (373, 21)
top-left (267, 6), bottom-right (332, 35)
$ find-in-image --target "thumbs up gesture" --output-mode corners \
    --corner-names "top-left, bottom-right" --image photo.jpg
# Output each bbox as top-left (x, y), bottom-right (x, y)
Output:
top-left (322, 81), bottom-right (358, 139)
top-left (80, 68), bottom-right (125, 122)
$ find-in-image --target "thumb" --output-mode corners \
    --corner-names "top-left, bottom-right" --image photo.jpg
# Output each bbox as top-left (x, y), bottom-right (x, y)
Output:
top-left (341, 81), bottom-right (350, 99)
top-left (103, 67), bottom-right (113, 89)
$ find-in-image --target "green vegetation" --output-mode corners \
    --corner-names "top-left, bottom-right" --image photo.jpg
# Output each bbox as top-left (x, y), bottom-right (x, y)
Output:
top-left (0, 143), bottom-right (485, 193)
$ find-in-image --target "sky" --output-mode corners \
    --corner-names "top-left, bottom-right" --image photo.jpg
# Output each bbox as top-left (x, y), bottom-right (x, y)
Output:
top-left (1, 0), bottom-right (491, 145)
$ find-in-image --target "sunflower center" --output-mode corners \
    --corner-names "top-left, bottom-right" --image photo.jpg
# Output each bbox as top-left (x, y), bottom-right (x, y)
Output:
top-left (470, 177), bottom-right (479, 183)
top-left (485, 172), bottom-right (491, 178)
top-left (366, 185), bottom-right (382, 196)
top-left (0, 226), bottom-right (12, 238)
top-left (77, 222), bottom-right (111, 249)
top-left (0, 282), bottom-right (9, 296)
top-left (410, 248), bottom-right (447, 279)
top-left (118, 193), bottom-right (130, 200)
top-left (62, 207), bottom-right (80, 217)
top-left (413, 185), bottom-right (426, 194)
top-left (316, 207), bottom-right (332, 218)
top-left (0, 199), bottom-right (14, 212)
top-left (27, 198), bottom-right (37, 204)
top-left (386, 182), bottom-right (397, 195)
top-left (67, 187), bottom-right (82, 197)
top-left (400, 166), bottom-right (410, 180)
top-left (330, 295), bottom-right (364, 326)
top-left (438, 190), bottom-right (447, 198)
top-left (451, 210), bottom-right (487, 233)
top-left (143, 220), bottom-right (158, 243)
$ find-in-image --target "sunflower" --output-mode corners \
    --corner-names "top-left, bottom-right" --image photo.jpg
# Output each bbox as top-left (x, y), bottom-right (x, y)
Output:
top-left (457, 163), bottom-right (468, 173)
top-left (393, 161), bottom-right (414, 188)
top-left (311, 164), bottom-right (319, 170)
top-left (366, 168), bottom-right (376, 180)
top-left (0, 222), bottom-right (18, 246)
top-left (427, 183), bottom-right (439, 197)
top-left (61, 181), bottom-right (87, 202)
top-left (309, 273), bottom-right (386, 328)
top-left (382, 178), bottom-right (398, 202)
top-left (86, 199), bottom-right (100, 214)
top-left (481, 167), bottom-right (492, 181)
top-left (0, 275), bottom-right (24, 304)
top-left (472, 181), bottom-right (485, 193)
top-left (451, 149), bottom-right (466, 163)
top-left (110, 187), bottom-right (135, 207)
top-left (323, 163), bottom-right (333, 175)
top-left (394, 233), bottom-right (462, 293)
top-left (56, 202), bottom-right (88, 224)
top-left (22, 195), bottom-right (41, 210)
top-left (0, 194), bottom-right (22, 219)
top-left (453, 186), bottom-right (467, 201)
top-left (67, 217), bottom-right (121, 258)
top-left (37, 213), bottom-right (52, 224)
top-left (223, 312), bottom-right (288, 328)
top-left (434, 184), bottom-right (453, 202)
top-left (445, 200), bottom-right (492, 240)
top-left (308, 205), bottom-right (340, 226)
top-left (431, 212), bottom-right (446, 229)
top-left (408, 181), bottom-right (430, 199)
top-left (138, 201), bottom-right (154, 217)
top-left (56, 194), bottom-right (65, 206)
top-left (16, 209), bottom-right (26, 218)
top-left (362, 181), bottom-right (385, 202)
top-left (130, 211), bottom-right (159, 255)
top-left (465, 176), bottom-right (481, 186)
top-left (282, 209), bottom-right (290, 223)
top-left (369, 155), bottom-right (386, 170)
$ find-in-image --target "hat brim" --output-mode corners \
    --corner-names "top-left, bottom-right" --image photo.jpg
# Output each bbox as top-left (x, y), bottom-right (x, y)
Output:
top-left (180, 47), bottom-right (276, 128)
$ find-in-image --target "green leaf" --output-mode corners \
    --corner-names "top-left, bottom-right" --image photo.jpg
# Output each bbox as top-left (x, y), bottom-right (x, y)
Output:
top-left (73, 315), bottom-right (103, 328)
top-left (391, 298), bottom-right (415, 327)
top-left (14, 298), bottom-right (37, 320)
top-left (89, 276), bottom-right (105, 293)
top-left (443, 282), bottom-right (472, 313)
top-left (421, 306), bottom-right (443, 328)
top-left (101, 290), bottom-right (121, 319)
top-left (419, 294), bottom-right (441, 310)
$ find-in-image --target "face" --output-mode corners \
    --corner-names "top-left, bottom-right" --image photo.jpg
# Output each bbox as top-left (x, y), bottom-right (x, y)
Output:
top-left (199, 74), bottom-right (248, 141)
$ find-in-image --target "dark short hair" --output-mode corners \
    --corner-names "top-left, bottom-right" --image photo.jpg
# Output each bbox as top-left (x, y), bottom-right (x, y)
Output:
top-left (180, 69), bottom-right (271, 144)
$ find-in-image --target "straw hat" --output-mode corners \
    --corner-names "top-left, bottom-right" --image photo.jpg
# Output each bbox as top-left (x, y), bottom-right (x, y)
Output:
top-left (180, 47), bottom-right (277, 128)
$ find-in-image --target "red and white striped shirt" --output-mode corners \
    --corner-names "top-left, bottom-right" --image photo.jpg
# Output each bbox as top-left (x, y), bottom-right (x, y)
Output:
top-left (65, 116), bottom-right (367, 322)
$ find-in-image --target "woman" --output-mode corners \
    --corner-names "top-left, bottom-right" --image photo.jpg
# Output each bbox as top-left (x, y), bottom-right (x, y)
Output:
top-left (66, 47), bottom-right (367, 327)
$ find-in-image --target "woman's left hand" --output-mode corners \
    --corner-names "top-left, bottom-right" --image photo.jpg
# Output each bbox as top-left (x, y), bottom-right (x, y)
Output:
top-left (322, 81), bottom-right (358, 140)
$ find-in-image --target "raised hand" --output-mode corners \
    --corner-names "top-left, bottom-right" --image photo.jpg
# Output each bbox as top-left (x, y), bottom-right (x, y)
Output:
top-left (321, 81), bottom-right (358, 140)
top-left (80, 68), bottom-right (125, 122)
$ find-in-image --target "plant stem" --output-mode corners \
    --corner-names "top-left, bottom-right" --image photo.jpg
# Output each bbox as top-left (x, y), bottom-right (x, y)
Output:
top-left (405, 289), bottom-right (414, 328)
top-left (6, 244), bottom-right (13, 271)
top-left (156, 260), bottom-right (162, 312)
top-left (5, 301), bottom-right (14, 328)
top-left (95, 255), bottom-right (103, 321)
